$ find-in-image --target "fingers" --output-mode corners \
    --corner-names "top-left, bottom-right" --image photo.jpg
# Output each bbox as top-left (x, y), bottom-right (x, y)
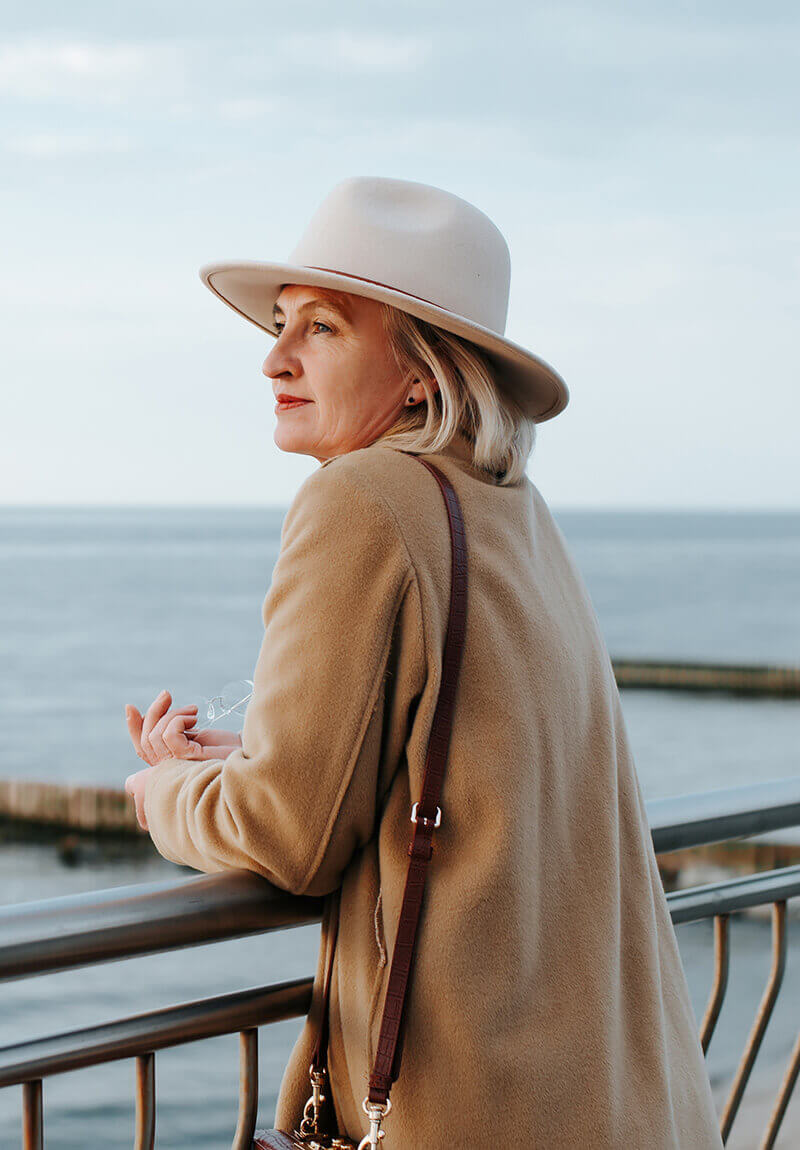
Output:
top-left (140, 690), bottom-right (175, 764)
top-left (125, 691), bottom-right (198, 766)
top-left (125, 705), bottom-right (148, 762)
top-left (162, 713), bottom-right (201, 759)
top-left (148, 704), bottom-right (199, 762)
top-left (193, 729), bottom-right (243, 747)
top-left (125, 692), bottom-right (237, 769)
top-left (163, 715), bottom-right (239, 761)
top-left (124, 692), bottom-right (168, 765)
top-left (193, 743), bottom-right (241, 760)
top-left (124, 768), bottom-right (150, 831)
top-left (134, 786), bottom-right (148, 831)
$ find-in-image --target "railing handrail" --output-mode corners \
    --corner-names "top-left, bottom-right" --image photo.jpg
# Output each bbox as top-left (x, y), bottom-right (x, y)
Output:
top-left (4, 860), bottom-right (800, 1090)
top-left (648, 775), bottom-right (800, 853)
top-left (0, 870), bottom-right (324, 984)
top-left (667, 862), bottom-right (800, 924)
top-left (0, 978), bottom-right (314, 1088)
top-left (3, 775), bottom-right (800, 984)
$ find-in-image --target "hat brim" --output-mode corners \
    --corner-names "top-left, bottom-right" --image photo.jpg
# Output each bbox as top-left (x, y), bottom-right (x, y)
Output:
top-left (199, 260), bottom-right (569, 423)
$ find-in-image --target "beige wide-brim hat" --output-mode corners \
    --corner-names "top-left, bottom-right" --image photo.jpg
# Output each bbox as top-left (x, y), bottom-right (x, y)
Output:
top-left (199, 176), bottom-right (569, 423)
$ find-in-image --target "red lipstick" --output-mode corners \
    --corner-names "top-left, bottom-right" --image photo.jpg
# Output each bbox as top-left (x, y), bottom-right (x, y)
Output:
top-left (275, 394), bottom-right (312, 410)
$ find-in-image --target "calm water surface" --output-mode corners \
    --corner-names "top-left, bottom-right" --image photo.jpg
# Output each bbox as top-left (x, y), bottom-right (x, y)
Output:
top-left (1, 506), bottom-right (798, 1147)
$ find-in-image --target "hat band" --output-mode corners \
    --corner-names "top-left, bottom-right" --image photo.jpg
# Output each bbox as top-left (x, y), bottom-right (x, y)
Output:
top-left (304, 265), bottom-right (445, 313)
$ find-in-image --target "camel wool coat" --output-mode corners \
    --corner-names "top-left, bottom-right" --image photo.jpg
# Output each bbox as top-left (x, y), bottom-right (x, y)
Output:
top-left (143, 430), bottom-right (724, 1149)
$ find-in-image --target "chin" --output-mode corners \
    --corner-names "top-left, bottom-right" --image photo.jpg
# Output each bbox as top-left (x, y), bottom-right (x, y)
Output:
top-left (275, 430), bottom-right (324, 462)
top-left (273, 426), bottom-right (303, 453)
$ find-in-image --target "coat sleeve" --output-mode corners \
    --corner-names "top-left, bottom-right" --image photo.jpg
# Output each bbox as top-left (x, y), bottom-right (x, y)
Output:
top-left (143, 461), bottom-right (422, 896)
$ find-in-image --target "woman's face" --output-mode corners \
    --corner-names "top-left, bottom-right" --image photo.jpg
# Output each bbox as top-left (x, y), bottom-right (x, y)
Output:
top-left (262, 283), bottom-right (428, 462)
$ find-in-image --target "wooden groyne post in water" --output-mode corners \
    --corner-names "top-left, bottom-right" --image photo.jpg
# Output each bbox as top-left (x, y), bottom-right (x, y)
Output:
top-left (0, 778), bottom-right (142, 836)
top-left (611, 658), bottom-right (800, 697)
top-left (3, 773), bottom-right (800, 884)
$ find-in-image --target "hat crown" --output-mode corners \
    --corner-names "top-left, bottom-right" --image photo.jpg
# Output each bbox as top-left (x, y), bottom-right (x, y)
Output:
top-left (287, 176), bottom-right (511, 334)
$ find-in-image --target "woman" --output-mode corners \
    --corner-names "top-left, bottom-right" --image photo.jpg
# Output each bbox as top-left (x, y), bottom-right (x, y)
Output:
top-left (124, 177), bottom-right (723, 1148)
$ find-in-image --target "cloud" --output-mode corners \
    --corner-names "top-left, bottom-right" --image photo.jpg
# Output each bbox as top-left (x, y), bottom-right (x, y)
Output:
top-left (216, 97), bottom-right (281, 121)
top-left (0, 38), bottom-right (183, 103)
top-left (329, 31), bottom-right (431, 72)
top-left (5, 132), bottom-right (133, 156)
top-left (265, 30), bottom-right (432, 75)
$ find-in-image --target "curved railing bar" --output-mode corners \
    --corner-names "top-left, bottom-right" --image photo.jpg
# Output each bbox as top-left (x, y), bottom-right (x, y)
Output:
top-left (699, 913), bottom-right (730, 1055)
top-left (719, 901), bottom-right (788, 1142)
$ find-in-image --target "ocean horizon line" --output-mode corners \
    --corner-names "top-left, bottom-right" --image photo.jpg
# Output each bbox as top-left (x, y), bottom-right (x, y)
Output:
top-left (2, 502), bottom-right (799, 515)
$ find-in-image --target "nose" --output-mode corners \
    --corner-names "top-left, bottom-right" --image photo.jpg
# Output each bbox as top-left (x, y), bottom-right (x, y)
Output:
top-left (261, 337), bottom-right (296, 382)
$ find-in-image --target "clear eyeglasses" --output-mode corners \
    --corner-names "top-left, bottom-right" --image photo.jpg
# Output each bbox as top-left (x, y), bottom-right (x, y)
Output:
top-left (193, 679), bottom-right (254, 733)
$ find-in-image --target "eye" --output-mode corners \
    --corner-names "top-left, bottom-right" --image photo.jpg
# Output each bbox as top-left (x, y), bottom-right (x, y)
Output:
top-left (272, 319), bottom-right (333, 335)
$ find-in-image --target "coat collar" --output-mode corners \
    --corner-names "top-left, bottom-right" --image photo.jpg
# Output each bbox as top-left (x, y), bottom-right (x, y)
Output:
top-left (319, 429), bottom-right (477, 471)
top-left (410, 430), bottom-right (506, 485)
top-left (429, 430), bottom-right (475, 466)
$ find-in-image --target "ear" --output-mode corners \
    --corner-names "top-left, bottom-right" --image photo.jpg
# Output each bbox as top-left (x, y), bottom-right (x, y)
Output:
top-left (406, 372), bottom-right (439, 400)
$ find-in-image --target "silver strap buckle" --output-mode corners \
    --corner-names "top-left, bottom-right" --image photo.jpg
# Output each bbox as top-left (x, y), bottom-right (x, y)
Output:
top-left (410, 802), bottom-right (441, 827)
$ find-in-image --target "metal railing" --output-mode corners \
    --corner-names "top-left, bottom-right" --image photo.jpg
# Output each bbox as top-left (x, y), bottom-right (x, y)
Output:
top-left (3, 777), bottom-right (800, 1148)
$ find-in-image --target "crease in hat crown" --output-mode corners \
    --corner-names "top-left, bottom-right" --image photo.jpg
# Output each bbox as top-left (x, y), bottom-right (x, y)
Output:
top-left (198, 175), bottom-right (570, 423)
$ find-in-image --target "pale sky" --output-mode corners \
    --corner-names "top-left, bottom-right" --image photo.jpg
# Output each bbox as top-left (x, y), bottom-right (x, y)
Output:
top-left (2, 1), bottom-right (798, 509)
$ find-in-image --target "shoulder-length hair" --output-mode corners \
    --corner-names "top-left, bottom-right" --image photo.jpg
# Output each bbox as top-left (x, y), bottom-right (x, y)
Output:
top-left (370, 303), bottom-right (536, 486)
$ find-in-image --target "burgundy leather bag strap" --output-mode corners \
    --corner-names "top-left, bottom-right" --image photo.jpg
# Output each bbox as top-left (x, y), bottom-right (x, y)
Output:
top-left (309, 453), bottom-right (469, 1111)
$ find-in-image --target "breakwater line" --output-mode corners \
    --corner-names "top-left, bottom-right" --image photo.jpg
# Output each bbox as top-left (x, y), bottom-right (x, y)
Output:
top-left (0, 779), bottom-right (140, 836)
top-left (1, 659), bottom-right (797, 844)
top-left (611, 658), bottom-right (800, 697)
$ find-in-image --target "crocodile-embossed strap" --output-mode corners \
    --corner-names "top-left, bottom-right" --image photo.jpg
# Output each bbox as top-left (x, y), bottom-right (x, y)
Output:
top-left (253, 1130), bottom-right (305, 1149)
top-left (309, 453), bottom-right (469, 1112)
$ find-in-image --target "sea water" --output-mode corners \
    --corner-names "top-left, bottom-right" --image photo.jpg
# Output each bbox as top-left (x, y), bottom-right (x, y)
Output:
top-left (1, 505), bottom-right (798, 1147)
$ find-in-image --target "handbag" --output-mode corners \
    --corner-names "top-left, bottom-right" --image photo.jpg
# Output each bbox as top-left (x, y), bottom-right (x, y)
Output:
top-left (253, 454), bottom-right (469, 1149)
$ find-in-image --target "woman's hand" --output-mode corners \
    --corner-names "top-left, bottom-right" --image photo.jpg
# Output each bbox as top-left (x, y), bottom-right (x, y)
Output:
top-left (125, 689), bottom-right (243, 766)
top-left (124, 766), bottom-right (153, 831)
top-left (123, 690), bottom-right (243, 833)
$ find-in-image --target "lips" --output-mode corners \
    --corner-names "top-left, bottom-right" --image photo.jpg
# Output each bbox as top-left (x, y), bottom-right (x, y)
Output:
top-left (275, 394), bottom-right (311, 409)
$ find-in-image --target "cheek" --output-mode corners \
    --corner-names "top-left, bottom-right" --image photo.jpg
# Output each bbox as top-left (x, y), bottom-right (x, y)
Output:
top-left (311, 340), bottom-right (402, 425)
top-left (332, 382), bottom-right (392, 428)
top-left (348, 350), bottom-right (403, 409)
top-left (314, 367), bottom-right (368, 416)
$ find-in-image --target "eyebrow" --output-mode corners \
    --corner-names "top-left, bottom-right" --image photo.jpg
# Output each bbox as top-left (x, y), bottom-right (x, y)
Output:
top-left (272, 296), bottom-right (352, 322)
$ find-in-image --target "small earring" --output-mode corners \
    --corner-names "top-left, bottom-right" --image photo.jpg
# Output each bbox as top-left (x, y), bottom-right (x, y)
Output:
top-left (406, 395), bottom-right (416, 405)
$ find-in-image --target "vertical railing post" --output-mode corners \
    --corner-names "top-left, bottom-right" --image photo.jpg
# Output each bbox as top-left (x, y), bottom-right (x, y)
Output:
top-left (233, 1028), bottom-right (260, 1149)
top-left (135, 1051), bottom-right (156, 1149)
top-left (22, 1079), bottom-right (43, 1150)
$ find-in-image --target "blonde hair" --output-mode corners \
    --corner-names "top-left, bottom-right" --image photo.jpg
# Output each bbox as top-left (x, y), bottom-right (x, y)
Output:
top-left (371, 303), bottom-right (536, 486)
